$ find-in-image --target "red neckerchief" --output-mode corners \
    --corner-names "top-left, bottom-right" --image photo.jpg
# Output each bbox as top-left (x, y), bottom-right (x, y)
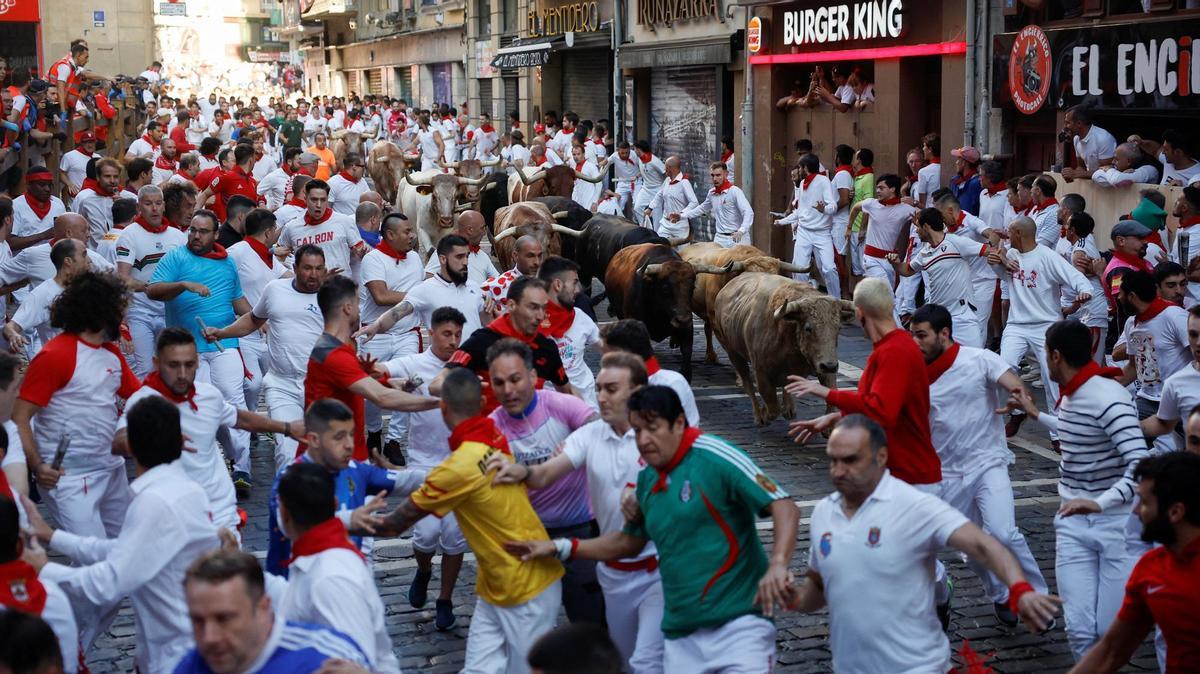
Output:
top-left (835, 164), bottom-right (853, 176)
top-left (713, 180), bottom-right (733, 195)
top-left (929, 156), bottom-right (941, 164)
top-left (304, 208), bottom-right (333, 226)
top-left (1032, 197), bottom-right (1057, 214)
top-left (176, 170), bottom-right (193, 182)
top-left (1179, 215), bottom-right (1200, 229)
top-left (255, 151), bottom-right (264, 162)
top-left (0, 559), bottom-right (47, 614)
top-left (982, 185), bottom-right (1002, 197)
top-left (575, 161), bottom-right (586, 172)
top-left (668, 174), bottom-right (688, 185)
top-left (134, 214), bottom-right (168, 234)
top-left (201, 153), bottom-right (217, 163)
top-left (194, 243), bottom-right (228, 260)
top-left (375, 239), bottom-right (407, 261)
top-left (480, 123), bottom-right (495, 133)
top-left (644, 356), bottom-right (662, 375)
top-left (905, 174), bottom-right (917, 185)
top-left (24, 193), bottom-right (52, 220)
top-left (948, 211), bottom-right (966, 233)
top-left (141, 133), bottom-right (159, 149)
top-left (81, 178), bottom-right (114, 197)
top-left (285, 197), bottom-right (306, 208)
top-left (143, 371), bottom-right (198, 411)
top-left (1112, 249), bottom-right (1151, 272)
top-left (533, 155), bottom-right (548, 166)
top-left (75, 146), bottom-right (92, 158)
top-left (1136, 297), bottom-right (1175, 324)
top-left (879, 197), bottom-right (901, 206)
top-left (284, 517), bottom-right (364, 567)
top-left (245, 236), bottom-right (274, 268)
top-left (283, 164), bottom-right (296, 177)
top-left (337, 170), bottom-right (360, 184)
top-left (801, 173), bottom-right (818, 189)
top-left (1056, 361), bottom-right (1124, 409)
top-left (487, 313), bottom-right (539, 346)
top-left (951, 167), bottom-right (977, 186)
top-left (637, 151), bottom-right (652, 164)
top-left (448, 414), bottom-right (512, 455)
top-left (469, 243), bottom-right (481, 254)
top-left (721, 149), bottom-right (733, 163)
top-left (540, 300), bottom-right (575, 338)
top-left (651, 427), bottom-right (704, 493)
top-left (925, 342), bottom-right (960, 384)
top-left (155, 154), bottom-right (177, 171)
top-left (855, 167), bottom-right (874, 177)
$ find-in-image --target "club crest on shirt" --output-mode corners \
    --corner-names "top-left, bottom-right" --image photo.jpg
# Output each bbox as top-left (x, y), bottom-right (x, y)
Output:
top-left (346, 477), bottom-right (356, 496)
top-left (756, 473), bottom-right (777, 493)
top-left (819, 532), bottom-right (832, 558)
top-left (9, 580), bottom-right (28, 602)
top-left (679, 479), bottom-right (691, 503)
top-left (867, 526), bottom-right (882, 548)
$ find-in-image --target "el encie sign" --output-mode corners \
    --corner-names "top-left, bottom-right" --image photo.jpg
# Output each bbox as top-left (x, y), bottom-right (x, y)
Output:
top-left (783, 0), bottom-right (904, 47)
top-left (528, 0), bottom-right (601, 37)
top-left (1069, 37), bottom-right (1200, 98)
top-left (637, 0), bottom-right (723, 32)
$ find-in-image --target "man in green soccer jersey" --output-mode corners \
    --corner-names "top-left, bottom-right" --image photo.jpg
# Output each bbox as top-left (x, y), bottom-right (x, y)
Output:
top-left (505, 385), bottom-right (800, 673)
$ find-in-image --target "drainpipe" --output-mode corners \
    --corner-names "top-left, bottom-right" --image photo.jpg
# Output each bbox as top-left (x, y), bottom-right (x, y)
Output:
top-left (612, 0), bottom-right (623, 131)
top-left (964, 0), bottom-right (977, 147)
top-left (740, 10), bottom-right (754, 224)
top-left (978, 1), bottom-right (991, 154)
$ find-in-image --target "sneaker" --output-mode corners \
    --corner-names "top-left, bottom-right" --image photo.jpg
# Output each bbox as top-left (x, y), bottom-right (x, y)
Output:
top-left (408, 569), bottom-right (431, 609)
top-left (367, 431), bottom-right (382, 456)
top-left (1005, 413), bottom-right (1026, 438)
top-left (994, 601), bottom-right (1019, 628)
top-left (936, 577), bottom-right (954, 632)
top-left (1051, 440), bottom-right (1061, 453)
top-left (233, 471), bottom-right (252, 499)
top-left (385, 440), bottom-right (406, 467)
top-left (435, 599), bottom-right (456, 631)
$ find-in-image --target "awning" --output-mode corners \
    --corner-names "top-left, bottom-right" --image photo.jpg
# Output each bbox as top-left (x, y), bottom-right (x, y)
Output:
top-left (491, 38), bottom-right (561, 69)
top-left (618, 36), bottom-right (732, 69)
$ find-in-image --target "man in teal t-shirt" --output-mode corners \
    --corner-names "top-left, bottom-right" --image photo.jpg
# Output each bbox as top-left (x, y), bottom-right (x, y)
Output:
top-left (505, 385), bottom-right (800, 673)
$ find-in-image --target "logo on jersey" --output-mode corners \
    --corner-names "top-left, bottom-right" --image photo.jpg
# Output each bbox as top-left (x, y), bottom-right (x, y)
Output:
top-left (819, 532), bottom-right (832, 558)
top-left (756, 473), bottom-right (778, 493)
top-left (346, 476), bottom-right (356, 496)
top-left (679, 479), bottom-right (691, 503)
top-left (867, 526), bottom-right (882, 548)
top-left (8, 579), bottom-right (29, 602)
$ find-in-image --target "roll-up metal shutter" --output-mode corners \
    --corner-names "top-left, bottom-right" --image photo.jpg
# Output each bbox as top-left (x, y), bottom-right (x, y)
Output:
top-left (561, 49), bottom-right (610, 123)
top-left (478, 78), bottom-right (494, 118)
top-left (503, 77), bottom-right (518, 121)
top-left (366, 68), bottom-right (383, 95)
top-left (345, 70), bottom-right (360, 95)
top-left (650, 65), bottom-right (717, 240)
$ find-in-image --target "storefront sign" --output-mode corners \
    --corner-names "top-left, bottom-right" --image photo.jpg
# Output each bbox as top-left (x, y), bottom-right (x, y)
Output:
top-left (748, 16), bottom-right (763, 53)
top-left (159, 2), bottom-right (187, 16)
top-left (492, 43), bottom-right (554, 68)
top-left (994, 20), bottom-right (1200, 112)
top-left (782, 0), bottom-right (903, 47)
top-left (0, 0), bottom-right (41, 22)
top-left (528, 1), bottom-right (601, 37)
top-left (636, 0), bottom-right (723, 32)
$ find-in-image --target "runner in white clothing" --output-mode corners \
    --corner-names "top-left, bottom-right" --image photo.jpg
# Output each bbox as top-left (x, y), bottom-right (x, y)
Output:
top-left (569, 145), bottom-right (603, 211)
top-left (610, 143), bottom-right (641, 215)
top-left (645, 158), bottom-right (698, 241)
top-left (278, 180), bottom-right (367, 280)
top-left (490, 353), bottom-right (665, 673)
top-left (74, 158), bottom-right (123, 249)
top-left (538, 257), bottom-right (602, 410)
top-left (934, 189), bottom-right (1002, 345)
top-left (632, 143), bottom-right (667, 224)
top-left (601, 319), bottom-right (700, 426)
top-left (3, 240), bottom-right (88, 352)
top-left (421, 212), bottom-right (500, 286)
top-left (1141, 305), bottom-right (1200, 448)
top-left (326, 153), bottom-right (370, 216)
top-left (676, 163), bottom-right (752, 249)
top-left (12, 169), bottom-right (66, 237)
top-left (1028, 175), bottom-right (1062, 249)
top-left (1062, 214), bottom-right (1111, 364)
top-left (774, 154), bottom-right (840, 298)
top-left (225, 209), bottom-right (287, 412)
top-left (847, 174), bottom-right (919, 291)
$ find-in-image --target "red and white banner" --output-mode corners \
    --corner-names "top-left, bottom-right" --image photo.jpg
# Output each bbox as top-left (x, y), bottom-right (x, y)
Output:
top-left (0, 0), bottom-right (41, 22)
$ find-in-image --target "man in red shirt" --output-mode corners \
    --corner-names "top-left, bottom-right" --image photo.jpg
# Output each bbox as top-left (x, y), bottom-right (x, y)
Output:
top-left (197, 144), bottom-right (260, 223)
top-left (305, 275), bottom-right (438, 462)
top-left (1070, 452), bottom-right (1200, 673)
top-left (193, 146), bottom-right (231, 194)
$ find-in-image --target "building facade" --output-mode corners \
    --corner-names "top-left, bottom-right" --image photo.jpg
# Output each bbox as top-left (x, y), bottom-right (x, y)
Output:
top-left (1, 0), bottom-right (154, 79)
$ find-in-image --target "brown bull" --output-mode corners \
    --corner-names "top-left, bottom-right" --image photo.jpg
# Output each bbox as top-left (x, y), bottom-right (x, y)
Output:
top-left (330, 131), bottom-right (363, 167)
top-left (507, 164), bottom-right (603, 204)
top-left (366, 141), bottom-right (417, 205)
top-left (490, 202), bottom-right (578, 270)
top-left (438, 157), bottom-right (501, 207)
top-left (680, 243), bottom-right (808, 363)
top-left (713, 273), bottom-right (854, 425)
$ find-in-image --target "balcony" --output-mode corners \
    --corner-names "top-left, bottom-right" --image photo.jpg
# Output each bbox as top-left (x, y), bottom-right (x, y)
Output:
top-left (303, 0), bottom-right (357, 19)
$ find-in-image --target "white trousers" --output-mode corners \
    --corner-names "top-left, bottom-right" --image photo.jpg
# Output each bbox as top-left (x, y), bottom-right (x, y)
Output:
top-left (848, 234), bottom-right (865, 275)
top-left (862, 254), bottom-right (896, 289)
top-left (633, 186), bottom-right (661, 228)
top-left (948, 300), bottom-right (983, 348)
top-left (972, 278), bottom-right (998, 346)
top-left (712, 232), bottom-right (740, 249)
top-left (127, 311), bottom-right (165, 378)
top-left (896, 273), bottom-right (921, 315)
top-left (199, 349), bottom-right (251, 474)
top-left (44, 463), bottom-right (130, 539)
top-left (263, 372), bottom-right (304, 474)
top-left (597, 564), bottom-right (665, 674)
top-left (1055, 511), bottom-right (1136, 661)
top-left (360, 329), bottom-right (420, 442)
top-left (791, 227), bottom-right (841, 300)
top-left (240, 333), bottom-right (267, 412)
top-left (940, 465), bottom-right (1049, 603)
top-left (463, 581), bottom-right (562, 674)
top-left (831, 219), bottom-right (849, 255)
top-left (663, 614), bottom-right (776, 674)
top-left (412, 509), bottom-right (468, 556)
top-left (999, 322), bottom-right (1060, 440)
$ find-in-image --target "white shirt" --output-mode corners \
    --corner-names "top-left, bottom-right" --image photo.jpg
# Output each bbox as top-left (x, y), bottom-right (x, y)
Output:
top-left (507, 144), bottom-right (531, 169)
top-left (859, 199), bottom-right (919, 253)
top-left (909, 233), bottom-right (987, 307)
top-left (928, 346), bottom-right (1014, 475)
top-left (279, 211), bottom-right (365, 279)
top-left (257, 167), bottom-right (291, 211)
top-left (778, 175), bottom-right (837, 233)
top-left (59, 149), bottom-right (98, 190)
top-left (423, 247), bottom-right (499, 288)
top-left (358, 248), bottom-right (424, 328)
top-left (73, 188), bottom-right (117, 249)
top-left (1120, 305), bottom-right (1191, 401)
top-left (404, 273), bottom-right (486, 337)
top-left (914, 161), bottom-right (942, 207)
top-left (550, 129), bottom-right (575, 160)
top-left (1092, 164), bottom-right (1160, 187)
top-left (636, 154), bottom-right (667, 193)
top-left (546, 307), bottom-right (601, 410)
top-left (12, 195), bottom-right (66, 237)
top-left (809, 472), bottom-right (968, 673)
top-left (251, 279), bottom-right (324, 380)
top-left (118, 382), bottom-right (240, 530)
top-left (209, 119), bottom-right (235, 143)
top-left (648, 366), bottom-right (700, 426)
top-left (1159, 155), bottom-right (1200, 185)
top-left (1072, 125), bottom-right (1117, 172)
top-left (570, 160), bottom-right (602, 210)
top-left (681, 184), bottom-right (754, 237)
top-left (610, 154), bottom-right (640, 188)
top-left (41, 463), bottom-right (217, 674)
top-left (948, 211), bottom-right (997, 281)
top-left (228, 240), bottom-right (286, 307)
top-left (115, 223), bottom-right (189, 316)
top-left (648, 175), bottom-right (699, 226)
top-left (831, 167), bottom-right (854, 231)
top-left (977, 188), bottom-right (1009, 237)
top-left (385, 349), bottom-right (451, 468)
top-left (273, 203), bottom-right (305, 228)
top-left (126, 137), bottom-right (159, 161)
top-left (0, 243), bottom-right (112, 289)
top-left (1063, 235), bottom-right (1109, 328)
top-left (1004, 245), bottom-right (1093, 325)
top-left (11, 278), bottom-right (63, 344)
top-left (1029, 200), bottom-right (1061, 248)
top-left (1171, 222), bottom-right (1200, 306)
top-left (280, 547), bottom-right (400, 674)
top-left (562, 419), bottom-right (657, 563)
top-left (327, 173), bottom-right (370, 216)
top-left (185, 116), bottom-right (209, 146)
top-left (1157, 361), bottom-right (1200, 423)
top-left (252, 154), bottom-right (276, 183)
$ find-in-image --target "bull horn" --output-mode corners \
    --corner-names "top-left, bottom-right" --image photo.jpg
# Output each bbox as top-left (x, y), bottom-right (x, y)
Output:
top-left (641, 263), bottom-right (664, 278)
top-left (480, 158), bottom-right (501, 167)
top-left (839, 299), bottom-right (857, 322)
top-left (551, 211), bottom-right (569, 220)
top-left (456, 175), bottom-right (489, 186)
top-left (437, 159), bottom-right (460, 169)
top-left (493, 227), bottom-right (519, 242)
top-left (773, 299), bottom-right (805, 320)
top-left (454, 203), bottom-right (472, 213)
top-left (550, 224), bottom-right (584, 238)
top-left (574, 170), bottom-right (604, 184)
top-left (483, 181), bottom-right (500, 191)
top-left (689, 262), bottom-right (734, 275)
top-left (667, 236), bottom-right (690, 247)
top-left (728, 261), bottom-right (746, 273)
top-left (404, 173), bottom-right (432, 186)
top-left (776, 261), bottom-right (807, 275)
top-left (518, 169), bottom-right (547, 186)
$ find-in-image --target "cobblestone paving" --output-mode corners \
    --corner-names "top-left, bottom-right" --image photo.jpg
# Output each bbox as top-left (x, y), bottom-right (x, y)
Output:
top-left (69, 312), bottom-right (1157, 673)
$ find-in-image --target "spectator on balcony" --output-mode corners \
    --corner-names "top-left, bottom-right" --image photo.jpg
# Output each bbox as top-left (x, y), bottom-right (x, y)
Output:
top-left (1131, 129), bottom-right (1200, 187)
top-left (1060, 105), bottom-right (1116, 179)
top-left (1170, 186), bottom-right (1200, 283)
top-left (1092, 142), bottom-right (1160, 188)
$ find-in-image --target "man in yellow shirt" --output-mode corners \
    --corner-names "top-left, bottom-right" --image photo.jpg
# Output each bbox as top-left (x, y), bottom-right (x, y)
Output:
top-left (306, 131), bottom-right (337, 181)
top-left (375, 367), bottom-right (563, 674)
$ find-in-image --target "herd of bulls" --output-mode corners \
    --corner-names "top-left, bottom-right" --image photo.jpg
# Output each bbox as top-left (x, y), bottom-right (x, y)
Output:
top-left (363, 141), bottom-right (852, 422)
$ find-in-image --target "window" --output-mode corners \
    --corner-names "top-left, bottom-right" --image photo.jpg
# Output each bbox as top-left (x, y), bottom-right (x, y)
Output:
top-left (476, 0), bottom-right (491, 35)
top-left (501, 0), bottom-right (517, 32)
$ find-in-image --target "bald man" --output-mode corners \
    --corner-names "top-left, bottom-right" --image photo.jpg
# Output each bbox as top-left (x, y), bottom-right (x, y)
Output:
top-left (646, 156), bottom-right (698, 241)
top-left (359, 190), bottom-right (388, 211)
top-left (356, 201), bottom-right (383, 248)
top-left (1092, 143), bottom-right (1161, 188)
top-left (423, 210), bottom-right (498, 285)
top-left (481, 235), bottom-right (544, 313)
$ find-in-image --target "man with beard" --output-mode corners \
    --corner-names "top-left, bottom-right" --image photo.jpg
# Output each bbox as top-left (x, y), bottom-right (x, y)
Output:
top-left (1141, 305), bottom-right (1200, 449)
top-left (538, 256), bottom-right (601, 410)
top-left (74, 157), bottom-right (121, 249)
top-left (1069, 452), bottom-right (1200, 673)
top-left (357, 234), bottom-right (490, 340)
top-left (481, 235), bottom-right (544, 313)
top-left (422, 210), bottom-right (499, 286)
top-left (151, 137), bottom-right (179, 186)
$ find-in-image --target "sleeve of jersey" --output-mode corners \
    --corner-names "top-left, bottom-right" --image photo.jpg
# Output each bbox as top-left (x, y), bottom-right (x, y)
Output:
top-left (621, 479), bottom-right (650, 539)
top-left (704, 439), bottom-right (789, 515)
top-left (410, 454), bottom-right (473, 518)
top-left (538, 338), bottom-right (569, 386)
top-left (324, 348), bottom-right (371, 389)
top-left (560, 429), bottom-right (588, 469)
top-left (18, 337), bottom-right (77, 407)
top-left (913, 491), bottom-right (971, 551)
top-left (1115, 559), bottom-right (1155, 628)
top-left (251, 286), bottom-right (271, 322)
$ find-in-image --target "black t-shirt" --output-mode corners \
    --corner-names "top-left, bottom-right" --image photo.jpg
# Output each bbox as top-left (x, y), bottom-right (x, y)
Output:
top-left (448, 322), bottom-right (568, 412)
top-left (217, 222), bottom-right (244, 249)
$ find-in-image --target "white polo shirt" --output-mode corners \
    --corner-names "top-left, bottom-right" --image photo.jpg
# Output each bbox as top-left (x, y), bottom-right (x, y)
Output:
top-left (118, 382), bottom-right (240, 531)
top-left (1157, 362), bottom-right (1200, 423)
top-left (358, 248), bottom-right (424, 328)
top-left (251, 279), bottom-right (324, 380)
top-left (405, 272), bottom-right (486, 336)
top-left (1120, 306), bottom-right (1191, 402)
top-left (928, 346), bottom-right (1015, 475)
top-left (227, 240), bottom-right (286, 307)
top-left (423, 247), bottom-right (499, 287)
top-left (384, 349), bottom-right (450, 468)
top-left (115, 224), bottom-right (188, 316)
top-left (808, 471), bottom-right (968, 673)
top-left (909, 233), bottom-right (986, 308)
top-left (648, 366), bottom-right (700, 427)
top-left (11, 278), bottom-right (63, 344)
top-left (12, 195), bottom-right (66, 237)
top-left (1072, 125), bottom-right (1117, 172)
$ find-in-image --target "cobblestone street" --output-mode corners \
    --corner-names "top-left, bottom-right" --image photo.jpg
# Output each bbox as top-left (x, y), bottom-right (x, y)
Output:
top-left (76, 312), bottom-right (1158, 673)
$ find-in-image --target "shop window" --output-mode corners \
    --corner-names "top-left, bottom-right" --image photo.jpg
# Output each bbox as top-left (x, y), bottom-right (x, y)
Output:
top-left (1006, 0), bottom-right (1197, 28)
